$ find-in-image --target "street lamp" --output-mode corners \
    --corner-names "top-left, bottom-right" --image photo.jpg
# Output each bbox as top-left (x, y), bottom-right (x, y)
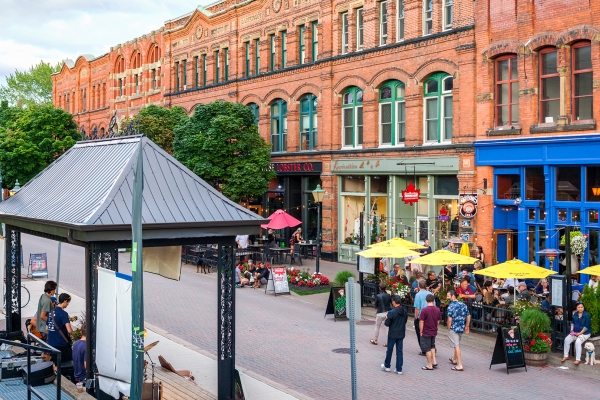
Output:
top-left (312, 184), bottom-right (325, 274)
top-left (9, 179), bottom-right (20, 197)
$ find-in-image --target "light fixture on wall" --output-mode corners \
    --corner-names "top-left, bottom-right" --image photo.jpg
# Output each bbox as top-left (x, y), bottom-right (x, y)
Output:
top-left (514, 196), bottom-right (522, 205)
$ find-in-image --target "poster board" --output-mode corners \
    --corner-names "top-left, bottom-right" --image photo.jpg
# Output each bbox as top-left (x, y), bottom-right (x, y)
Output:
top-left (324, 286), bottom-right (347, 320)
top-left (265, 267), bottom-right (290, 296)
top-left (489, 325), bottom-right (527, 374)
top-left (549, 275), bottom-right (566, 308)
top-left (358, 256), bottom-right (375, 274)
top-left (29, 253), bottom-right (48, 278)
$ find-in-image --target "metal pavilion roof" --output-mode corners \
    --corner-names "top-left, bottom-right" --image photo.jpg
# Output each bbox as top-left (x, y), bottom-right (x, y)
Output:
top-left (0, 136), bottom-right (266, 242)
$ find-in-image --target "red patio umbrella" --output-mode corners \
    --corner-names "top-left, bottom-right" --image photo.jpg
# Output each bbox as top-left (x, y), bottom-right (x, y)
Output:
top-left (261, 209), bottom-right (302, 229)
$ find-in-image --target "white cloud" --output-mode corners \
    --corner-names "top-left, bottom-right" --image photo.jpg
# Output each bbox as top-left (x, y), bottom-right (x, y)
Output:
top-left (0, 1), bottom-right (213, 83)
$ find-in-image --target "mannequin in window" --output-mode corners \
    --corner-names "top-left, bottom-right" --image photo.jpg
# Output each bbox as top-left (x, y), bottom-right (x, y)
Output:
top-left (450, 217), bottom-right (459, 236)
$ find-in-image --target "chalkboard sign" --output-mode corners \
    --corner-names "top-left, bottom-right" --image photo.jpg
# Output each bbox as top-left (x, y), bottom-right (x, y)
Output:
top-left (549, 275), bottom-right (566, 308)
top-left (489, 325), bottom-right (527, 374)
top-left (29, 253), bottom-right (48, 278)
top-left (358, 256), bottom-right (375, 274)
top-left (268, 267), bottom-right (290, 296)
top-left (324, 286), bottom-right (347, 320)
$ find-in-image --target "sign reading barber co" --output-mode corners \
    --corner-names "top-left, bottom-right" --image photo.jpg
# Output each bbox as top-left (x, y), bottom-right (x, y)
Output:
top-left (401, 182), bottom-right (420, 206)
top-left (459, 194), bottom-right (478, 218)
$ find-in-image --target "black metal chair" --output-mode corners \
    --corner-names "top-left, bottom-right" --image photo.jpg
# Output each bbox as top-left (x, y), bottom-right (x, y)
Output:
top-left (263, 246), bottom-right (277, 265)
top-left (285, 243), bottom-right (302, 265)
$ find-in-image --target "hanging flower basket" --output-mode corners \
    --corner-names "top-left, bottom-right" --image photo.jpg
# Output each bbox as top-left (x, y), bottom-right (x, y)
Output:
top-left (571, 235), bottom-right (588, 257)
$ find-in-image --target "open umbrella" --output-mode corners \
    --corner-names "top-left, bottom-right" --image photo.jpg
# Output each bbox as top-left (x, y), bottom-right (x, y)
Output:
top-left (368, 237), bottom-right (426, 250)
top-left (459, 243), bottom-right (471, 257)
top-left (356, 245), bottom-right (420, 259)
top-left (447, 237), bottom-right (468, 244)
top-left (260, 209), bottom-right (302, 229)
top-left (473, 259), bottom-right (556, 279)
top-left (577, 265), bottom-right (600, 275)
top-left (415, 250), bottom-right (479, 266)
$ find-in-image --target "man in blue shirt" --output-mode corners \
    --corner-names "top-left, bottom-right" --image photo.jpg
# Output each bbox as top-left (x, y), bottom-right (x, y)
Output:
top-left (413, 279), bottom-right (432, 355)
top-left (446, 290), bottom-right (470, 371)
top-left (72, 323), bottom-right (87, 383)
top-left (47, 293), bottom-right (74, 364)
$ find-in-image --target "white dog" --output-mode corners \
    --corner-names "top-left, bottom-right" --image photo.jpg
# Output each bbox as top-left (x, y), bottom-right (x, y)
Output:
top-left (584, 342), bottom-right (596, 365)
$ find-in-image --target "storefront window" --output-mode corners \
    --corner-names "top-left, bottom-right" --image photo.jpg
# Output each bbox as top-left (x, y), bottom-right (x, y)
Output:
top-left (342, 176), bottom-right (365, 192)
top-left (369, 196), bottom-right (387, 243)
top-left (435, 199), bottom-right (458, 248)
top-left (589, 230), bottom-right (599, 267)
top-left (497, 174), bottom-right (520, 200)
top-left (342, 196), bottom-right (365, 245)
top-left (528, 209), bottom-right (536, 220)
top-left (419, 176), bottom-right (428, 194)
top-left (556, 167), bottom-right (581, 201)
top-left (525, 167), bottom-right (544, 200)
top-left (590, 210), bottom-right (599, 224)
top-left (586, 166), bottom-right (600, 202)
top-left (434, 175), bottom-right (458, 196)
top-left (370, 176), bottom-right (388, 193)
top-left (528, 226), bottom-right (536, 263)
top-left (572, 210), bottom-right (581, 222)
top-left (557, 209), bottom-right (567, 222)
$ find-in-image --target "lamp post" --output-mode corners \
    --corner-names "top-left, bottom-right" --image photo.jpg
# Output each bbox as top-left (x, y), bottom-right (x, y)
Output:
top-left (9, 179), bottom-right (20, 197)
top-left (312, 184), bottom-right (325, 274)
top-left (537, 248), bottom-right (565, 271)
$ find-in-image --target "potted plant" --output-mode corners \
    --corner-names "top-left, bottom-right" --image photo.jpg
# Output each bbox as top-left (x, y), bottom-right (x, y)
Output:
top-left (519, 307), bottom-right (552, 366)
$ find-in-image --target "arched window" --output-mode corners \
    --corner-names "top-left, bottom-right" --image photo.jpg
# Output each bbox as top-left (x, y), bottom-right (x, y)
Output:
top-left (379, 80), bottom-right (405, 145)
top-left (539, 49), bottom-right (558, 124)
top-left (131, 51), bottom-right (141, 69)
top-left (572, 41), bottom-right (593, 121)
top-left (270, 99), bottom-right (287, 152)
top-left (248, 103), bottom-right (260, 125)
top-left (300, 94), bottom-right (318, 150)
top-left (496, 54), bottom-right (519, 126)
top-left (342, 87), bottom-right (363, 148)
top-left (423, 73), bottom-right (452, 143)
top-left (148, 44), bottom-right (160, 63)
top-left (115, 56), bottom-right (125, 73)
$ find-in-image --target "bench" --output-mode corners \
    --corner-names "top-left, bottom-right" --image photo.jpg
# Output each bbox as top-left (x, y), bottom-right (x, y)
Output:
top-left (153, 366), bottom-right (215, 400)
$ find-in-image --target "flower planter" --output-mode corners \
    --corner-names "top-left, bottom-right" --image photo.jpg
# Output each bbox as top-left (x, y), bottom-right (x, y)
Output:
top-left (524, 350), bottom-right (549, 367)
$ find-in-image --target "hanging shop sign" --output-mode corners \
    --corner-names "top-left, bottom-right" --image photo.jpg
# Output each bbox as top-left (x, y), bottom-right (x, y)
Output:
top-left (401, 182), bottom-right (420, 206)
top-left (459, 194), bottom-right (478, 218)
top-left (437, 206), bottom-right (450, 221)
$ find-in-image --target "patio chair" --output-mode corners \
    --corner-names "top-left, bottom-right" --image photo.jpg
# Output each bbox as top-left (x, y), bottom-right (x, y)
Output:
top-left (263, 246), bottom-right (277, 265)
top-left (285, 243), bottom-right (302, 265)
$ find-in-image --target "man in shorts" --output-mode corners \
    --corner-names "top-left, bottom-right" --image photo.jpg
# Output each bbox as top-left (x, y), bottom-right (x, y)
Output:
top-left (446, 290), bottom-right (470, 371)
top-left (419, 294), bottom-right (441, 370)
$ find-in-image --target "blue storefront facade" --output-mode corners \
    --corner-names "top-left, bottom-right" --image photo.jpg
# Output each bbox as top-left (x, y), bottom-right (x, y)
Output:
top-left (475, 134), bottom-right (600, 283)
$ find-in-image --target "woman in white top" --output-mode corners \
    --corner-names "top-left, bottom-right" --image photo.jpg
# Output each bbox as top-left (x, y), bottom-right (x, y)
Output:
top-left (588, 275), bottom-right (599, 290)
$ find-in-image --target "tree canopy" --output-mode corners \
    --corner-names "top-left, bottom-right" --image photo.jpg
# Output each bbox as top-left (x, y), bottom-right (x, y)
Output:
top-left (0, 104), bottom-right (79, 188)
top-left (0, 61), bottom-right (62, 107)
top-left (173, 101), bottom-right (276, 202)
top-left (120, 105), bottom-right (188, 154)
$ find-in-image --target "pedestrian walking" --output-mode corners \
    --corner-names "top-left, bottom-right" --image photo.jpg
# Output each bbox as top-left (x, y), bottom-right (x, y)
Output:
top-left (419, 294), bottom-right (441, 370)
top-left (413, 279), bottom-right (432, 355)
top-left (370, 282), bottom-right (392, 346)
top-left (446, 290), bottom-right (470, 371)
top-left (381, 295), bottom-right (408, 375)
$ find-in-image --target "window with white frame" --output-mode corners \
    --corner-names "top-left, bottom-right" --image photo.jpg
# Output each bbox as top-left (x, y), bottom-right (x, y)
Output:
top-left (424, 73), bottom-right (453, 143)
top-left (342, 87), bottom-right (364, 148)
top-left (356, 8), bottom-right (364, 51)
top-left (442, 0), bottom-right (453, 31)
top-left (341, 12), bottom-right (349, 54)
top-left (379, 80), bottom-right (406, 145)
top-left (379, 1), bottom-right (388, 45)
top-left (397, 0), bottom-right (405, 41)
top-left (423, 0), bottom-right (433, 35)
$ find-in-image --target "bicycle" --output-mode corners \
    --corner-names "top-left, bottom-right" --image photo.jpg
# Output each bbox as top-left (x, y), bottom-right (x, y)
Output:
top-left (3, 284), bottom-right (31, 309)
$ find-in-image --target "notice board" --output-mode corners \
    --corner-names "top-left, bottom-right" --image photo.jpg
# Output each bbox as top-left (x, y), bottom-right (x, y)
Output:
top-left (489, 325), bottom-right (527, 374)
top-left (29, 253), bottom-right (48, 278)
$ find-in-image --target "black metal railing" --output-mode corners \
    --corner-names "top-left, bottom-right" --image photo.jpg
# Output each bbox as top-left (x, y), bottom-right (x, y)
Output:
top-left (0, 333), bottom-right (63, 400)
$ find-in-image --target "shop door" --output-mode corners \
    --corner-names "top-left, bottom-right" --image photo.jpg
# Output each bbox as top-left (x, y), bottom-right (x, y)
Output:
top-left (493, 230), bottom-right (517, 264)
top-left (417, 217), bottom-right (429, 245)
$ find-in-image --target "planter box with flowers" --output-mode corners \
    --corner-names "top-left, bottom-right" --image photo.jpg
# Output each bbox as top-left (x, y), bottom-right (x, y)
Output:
top-left (286, 268), bottom-right (331, 295)
top-left (519, 307), bottom-right (553, 366)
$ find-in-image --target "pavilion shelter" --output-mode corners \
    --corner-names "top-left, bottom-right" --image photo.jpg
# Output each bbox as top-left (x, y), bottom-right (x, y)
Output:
top-left (0, 135), bottom-right (266, 399)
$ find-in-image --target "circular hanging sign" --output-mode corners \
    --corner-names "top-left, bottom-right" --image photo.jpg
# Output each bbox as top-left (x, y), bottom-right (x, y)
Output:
top-left (459, 194), bottom-right (478, 218)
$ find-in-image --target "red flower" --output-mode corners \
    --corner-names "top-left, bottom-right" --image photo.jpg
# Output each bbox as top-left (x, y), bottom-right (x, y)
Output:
top-left (307, 281), bottom-right (315, 288)
top-left (524, 345), bottom-right (530, 351)
top-left (530, 340), bottom-right (536, 345)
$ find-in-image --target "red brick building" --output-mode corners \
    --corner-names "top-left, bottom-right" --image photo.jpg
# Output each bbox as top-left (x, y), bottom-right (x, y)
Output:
top-left (474, 0), bottom-right (600, 275)
top-left (53, 0), bottom-right (482, 263)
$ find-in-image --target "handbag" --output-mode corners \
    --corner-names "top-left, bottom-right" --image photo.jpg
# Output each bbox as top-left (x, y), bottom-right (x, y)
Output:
top-left (50, 308), bottom-right (72, 346)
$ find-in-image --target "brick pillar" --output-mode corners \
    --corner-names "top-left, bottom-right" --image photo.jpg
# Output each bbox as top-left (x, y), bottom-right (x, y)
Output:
top-left (287, 102), bottom-right (300, 151)
top-left (404, 92), bottom-right (422, 146)
top-left (362, 88), bottom-right (378, 149)
top-left (259, 39), bottom-right (268, 74)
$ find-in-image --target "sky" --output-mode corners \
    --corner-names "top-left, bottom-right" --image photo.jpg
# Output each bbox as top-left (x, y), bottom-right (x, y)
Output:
top-left (0, 1), bottom-right (211, 83)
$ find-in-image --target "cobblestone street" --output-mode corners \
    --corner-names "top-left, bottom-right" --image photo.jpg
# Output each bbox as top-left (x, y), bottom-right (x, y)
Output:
top-left (21, 234), bottom-right (600, 399)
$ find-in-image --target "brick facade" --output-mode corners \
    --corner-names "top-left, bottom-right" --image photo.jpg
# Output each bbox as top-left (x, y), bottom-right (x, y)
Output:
top-left (53, 0), bottom-right (482, 261)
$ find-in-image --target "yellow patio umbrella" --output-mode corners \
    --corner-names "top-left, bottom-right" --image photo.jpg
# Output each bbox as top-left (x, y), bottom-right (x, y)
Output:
top-left (356, 245), bottom-right (420, 259)
top-left (577, 265), bottom-right (600, 275)
top-left (473, 259), bottom-right (556, 279)
top-left (369, 237), bottom-right (426, 250)
top-left (414, 250), bottom-right (479, 266)
top-left (459, 243), bottom-right (471, 257)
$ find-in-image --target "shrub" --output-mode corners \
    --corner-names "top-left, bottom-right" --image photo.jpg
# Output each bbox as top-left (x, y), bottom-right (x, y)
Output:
top-left (335, 270), bottom-right (356, 287)
top-left (520, 307), bottom-right (551, 339)
top-left (581, 285), bottom-right (600, 335)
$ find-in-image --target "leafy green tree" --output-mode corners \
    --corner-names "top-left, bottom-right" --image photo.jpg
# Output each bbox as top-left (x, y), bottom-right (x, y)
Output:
top-left (120, 105), bottom-right (188, 154)
top-left (0, 61), bottom-right (62, 107)
top-left (173, 100), bottom-right (276, 202)
top-left (0, 101), bottom-right (23, 128)
top-left (0, 104), bottom-right (78, 188)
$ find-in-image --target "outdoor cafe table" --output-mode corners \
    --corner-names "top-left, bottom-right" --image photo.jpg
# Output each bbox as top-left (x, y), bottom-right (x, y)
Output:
top-left (270, 247), bottom-right (291, 264)
top-left (297, 242), bottom-right (315, 259)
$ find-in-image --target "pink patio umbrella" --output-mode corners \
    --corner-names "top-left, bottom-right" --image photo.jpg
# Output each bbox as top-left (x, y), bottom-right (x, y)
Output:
top-left (261, 209), bottom-right (302, 229)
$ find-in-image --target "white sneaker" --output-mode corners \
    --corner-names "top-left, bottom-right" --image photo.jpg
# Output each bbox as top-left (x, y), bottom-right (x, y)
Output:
top-left (394, 370), bottom-right (402, 375)
top-left (380, 364), bottom-right (390, 372)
